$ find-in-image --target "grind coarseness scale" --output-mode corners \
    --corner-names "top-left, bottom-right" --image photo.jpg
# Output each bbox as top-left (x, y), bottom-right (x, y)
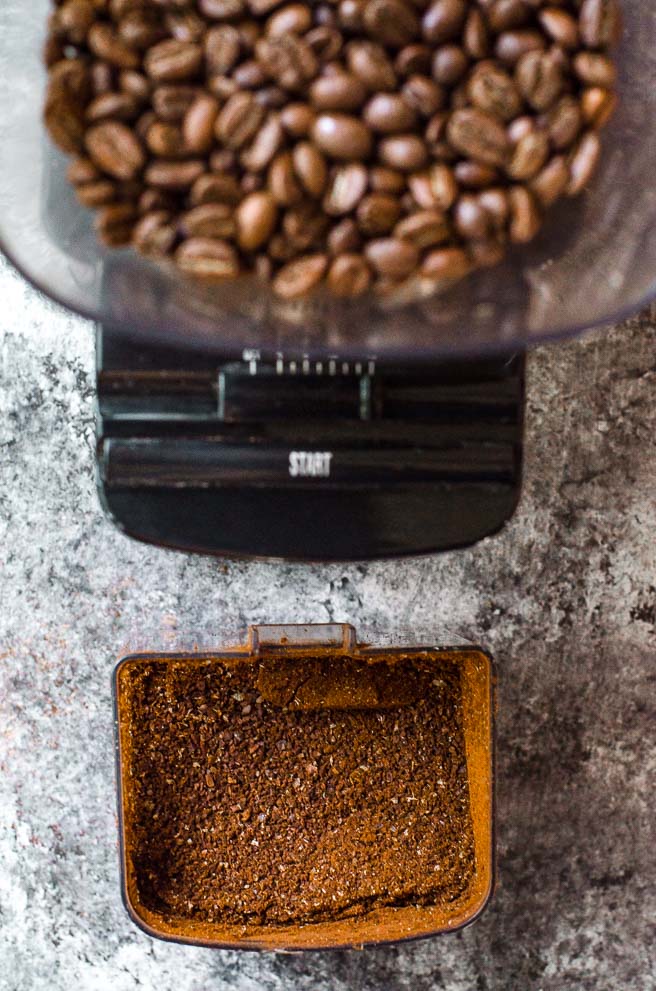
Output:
top-left (1, 0), bottom-right (655, 560)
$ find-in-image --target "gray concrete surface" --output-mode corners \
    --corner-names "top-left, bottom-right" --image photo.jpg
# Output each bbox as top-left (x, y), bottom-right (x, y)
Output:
top-left (1, 255), bottom-right (655, 990)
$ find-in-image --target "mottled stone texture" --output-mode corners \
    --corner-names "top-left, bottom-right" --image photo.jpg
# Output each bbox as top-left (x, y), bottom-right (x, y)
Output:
top-left (1, 256), bottom-right (655, 990)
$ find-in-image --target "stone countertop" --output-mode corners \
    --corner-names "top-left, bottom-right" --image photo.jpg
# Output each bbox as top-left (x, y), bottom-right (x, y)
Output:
top-left (0, 256), bottom-right (655, 991)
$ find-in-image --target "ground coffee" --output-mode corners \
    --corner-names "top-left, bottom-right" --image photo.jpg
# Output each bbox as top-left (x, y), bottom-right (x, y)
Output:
top-left (44, 0), bottom-right (620, 300)
top-left (120, 652), bottom-right (475, 928)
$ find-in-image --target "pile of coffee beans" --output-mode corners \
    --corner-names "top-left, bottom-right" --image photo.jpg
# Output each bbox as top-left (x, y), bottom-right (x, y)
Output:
top-left (44, 0), bottom-right (621, 299)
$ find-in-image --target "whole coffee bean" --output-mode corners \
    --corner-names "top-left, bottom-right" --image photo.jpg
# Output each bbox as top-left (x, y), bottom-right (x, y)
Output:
top-left (467, 63), bottom-right (522, 122)
top-left (323, 162), bottom-right (368, 214)
top-left (191, 172), bottom-right (242, 205)
top-left (421, 0), bottom-right (467, 44)
top-left (147, 121), bottom-right (187, 158)
top-left (454, 160), bottom-right (499, 188)
top-left (120, 70), bottom-right (152, 103)
top-left (241, 113), bottom-right (284, 170)
top-left (478, 187), bottom-right (509, 229)
top-left (338, 0), bottom-right (367, 32)
top-left (364, 93), bottom-right (417, 133)
top-left (292, 141), bottom-right (328, 197)
top-left (67, 156), bottom-right (101, 186)
top-left (506, 130), bottom-right (549, 180)
top-left (507, 115), bottom-right (535, 143)
top-left (152, 85), bottom-right (197, 121)
top-left (133, 210), bottom-right (177, 256)
top-left (566, 130), bottom-right (601, 196)
top-left (86, 92), bottom-right (140, 122)
top-left (529, 154), bottom-right (569, 207)
top-left (241, 171), bottom-right (266, 193)
top-left (269, 151), bottom-right (304, 205)
top-left (310, 72), bottom-right (368, 111)
top-left (572, 51), bottom-right (616, 87)
top-left (233, 59), bottom-right (269, 89)
top-left (180, 203), bottom-right (236, 238)
top-left (378, 134), bottom-right (428, 170)
top-left (356, 193), bottom-right (401, 235)
top-left (428, 162), bottom-right (458, 208)
top-left (144, 39), bottom-right (203, 81)
top-left (96, 202), bottom-right (138, 246)
top-left (464, 9), bottom-right (489, 59)
top-left (545, 95), bottom-right (582, 149)
top-left (370, 166), bottom-right (406, 193)
top-left (495, 29), bottom-right (545, 66)
top-left (217, 91), bottom-right (266, 148)
top-left (421, 246), bottom-right (470, 281)
top-left (401, 76), bottom-right (444, 117)
top-left (395, 44), bottom-right (432, 77)
top-left (363, 0), bottom-right (420, 48)
top-left (282, 203), bottom-right (328, 250)
top-left (447, 108), bottom-right (510, 166)
top-left (166, 10), bottom-right (206, 44)
top-left (56, 0), bottom-right (96, 45)
top-left (256, 34), bottom-right (319, 91)
top-left (205, 25), bottom-right (241, 74)
top-left (273, 253), bottom-right (328, 297)
top-left (581, 86), bottom-right (617, 128)
top-left (118, 10), bottom-right (167, 50)
top-left (266, 3), bottom-right (312, 36)
top-left (487, 0), bottom-right (530, 34)
top-left (365, 237), bottom-right (419, 277)
top-left (394, 208), bottom-right (449, 247)
top-left (145, 159), bottom-right (206, 189)
top-left (579, 0), bottom-right (621, 49)
top-left (306, 27), bottom-right (344, 62)
top-left (184, 94), bottom-right (220, 153)
top-left (508, 185), bottom-right (541, 242)
top-left (280, 102), bottom-right (316, 136)
top-left (327, 217), bottom-right (361, 254)
top-left (454, 194), bottom-right (491, 239)
top-left (346, 42), bottom-right (397, 91)
top-left (76, 179), bottom-right (120, 207)
top-left (431, 44), bottom-right (468, 85)
top-left (312, 113), bottom-right (373, 160)
top-left (327, 253), bottom-right (372, 296)
top-left (515, 50), bottom-right (563, 111)
top-left (88, 23), bottom-right (141, 69)
top-left (538, 7), bottom-right (579, 49)
top-left (199, 0), bottom-right (247, 20)
top-left (175, 238), bottom-right (241, 279)
top-left (236, 190), bottom-right (278, 249)
top-left (86, 120), bottom-right (145, 179)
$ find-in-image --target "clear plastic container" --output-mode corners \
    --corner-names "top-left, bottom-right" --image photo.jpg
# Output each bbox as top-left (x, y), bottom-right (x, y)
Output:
top-left (1, 0), bottom-right (654, 361)
top-left (113, 624), bottom-right (495, 950)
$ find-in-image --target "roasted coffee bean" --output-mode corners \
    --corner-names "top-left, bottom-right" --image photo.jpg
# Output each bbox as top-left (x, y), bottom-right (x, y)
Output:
top-left (572, 51), bottom-right (616, 87)
top-left (266, 3), bottom-right (313, 36)
top-left (327, 217), bottom-right (362, 254)
top-left (454, 193), bottom-right (491, 239)
top-left (394, 208), bottom-right (449, 247)
top-left (273, 253), bottom-right (328, 297)
top-left (118, 10), bottom-right (167, 50)
top-left (233, 59), bottom-right (269, 89)
top-left (529, 154), bottom-right (569, 207)
top-left (401, 76), bottom-right (444, 117)
top-left (152, 85), bottom-right (197, 121)
top-left (67, 156), bottom-right (101, 186)
top-left (486, 0), bottom-right (529, 34)
top-left (175, 238), bottom-right (241, 279)
top-left (346, 42), bottom-right (397, 91)
top-left (495, 29), bottom-right (545, 66)
top-left (76, 179), bottom-right (120, 207)
top-left (338, 0), bottom-right (367, 33)
top-left (145, 159), bottom-right (206, 189)
top-left (421, 0), bottom-right (467, 44)
top-left (183, 94), bottom-right (220, 153)
top-left (145, 39), bottom-right (203, 81)
top-left (365, 237), bottom-right (419, 277)
top-left (166, 10), bottom-right (206, 44)
top-left (378, 134), bottom-right (428, 170)
top-left (545, 95), bottom-right (582, 149)
top-left (370, 166), bottom-right (406, 194)
top-left (467, 63), bottom-right (522, 122)
top-left (191, 173), bottom-right (242, 205)
top-left (447, 108), bottom-right (509, 166)
top-left (85, 92), bottom-right (140, 122)
top-left (356, 193), bottom-right (402, 235)
top-left (146, 121), bottom-right (187, 157)
top-left (464, 9), bottom-right (489, 59)
top-left (310, 72), bottom-right (368, 111)
top-left (506, 130), bottom-right (549, 180)
top-left (88, 23), bottom-right (141, 69)
top-left (180, 203), bottom-right (236, 238)
top-left (431, 44), bottom-right (468, 84)
top-left (581, 86), bottom-right (617, 128)
top-left (538, 7), bottom-right (579, 49)
top-left (507, 114), bottom-right (535, 143)
top-left (205, 25), bottom-right (242, 74)
top-left (217, 91), bottom-right (266, 148)
top-left (395, 44), bottom-right (432, 77)
top-left (364, 94), bottom-right (417, 133)
top-left (280, 102), bottom-right (315, 136)
top-left (515, 50), bottom-right (563, 111)
top-left (363, 0), bottom-right (420, 48)
top-left (241, 113), bottom-right (284, 170)
top-left (566, 130), bottom-right (601, 196)
top-left (477, 187), bottom-right (509, 229)
top-left (120, 70), bottom-right (152, 104)
top-left (427, 162), bottom-right (458, 208)
top-left (312, 113), bottom-right (373, 159)
top-left (508, 185), bottom-right (541, 242)
top-left (133, 210), bottom-right (177, 255)
top-left (327, 253), bottom-right (372, 295)
top-left (292, 142), bottom-right (328, 196)
top-left (282, 203), bottom-right (328, 249)
top-left (268, 151), bottom-right (304, 205)
top-left (86, 121), bottom-right (145, 179)
top-left (323, 162), bottom-right (369, 214)
top-left (422, 246), bottom-right (470, 281)
top-left (256, 33), bottom-right (319, 91)
top-left (236, 190), bottom-right (278, 249)
top-left (200, 0), bottom-right (247, 20)
top-left (579, 0), bottom-right (621, 50)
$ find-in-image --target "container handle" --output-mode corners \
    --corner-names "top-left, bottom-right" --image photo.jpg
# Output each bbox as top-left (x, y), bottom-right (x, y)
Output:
top-left (248, 623), bottom-right (356, 654)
